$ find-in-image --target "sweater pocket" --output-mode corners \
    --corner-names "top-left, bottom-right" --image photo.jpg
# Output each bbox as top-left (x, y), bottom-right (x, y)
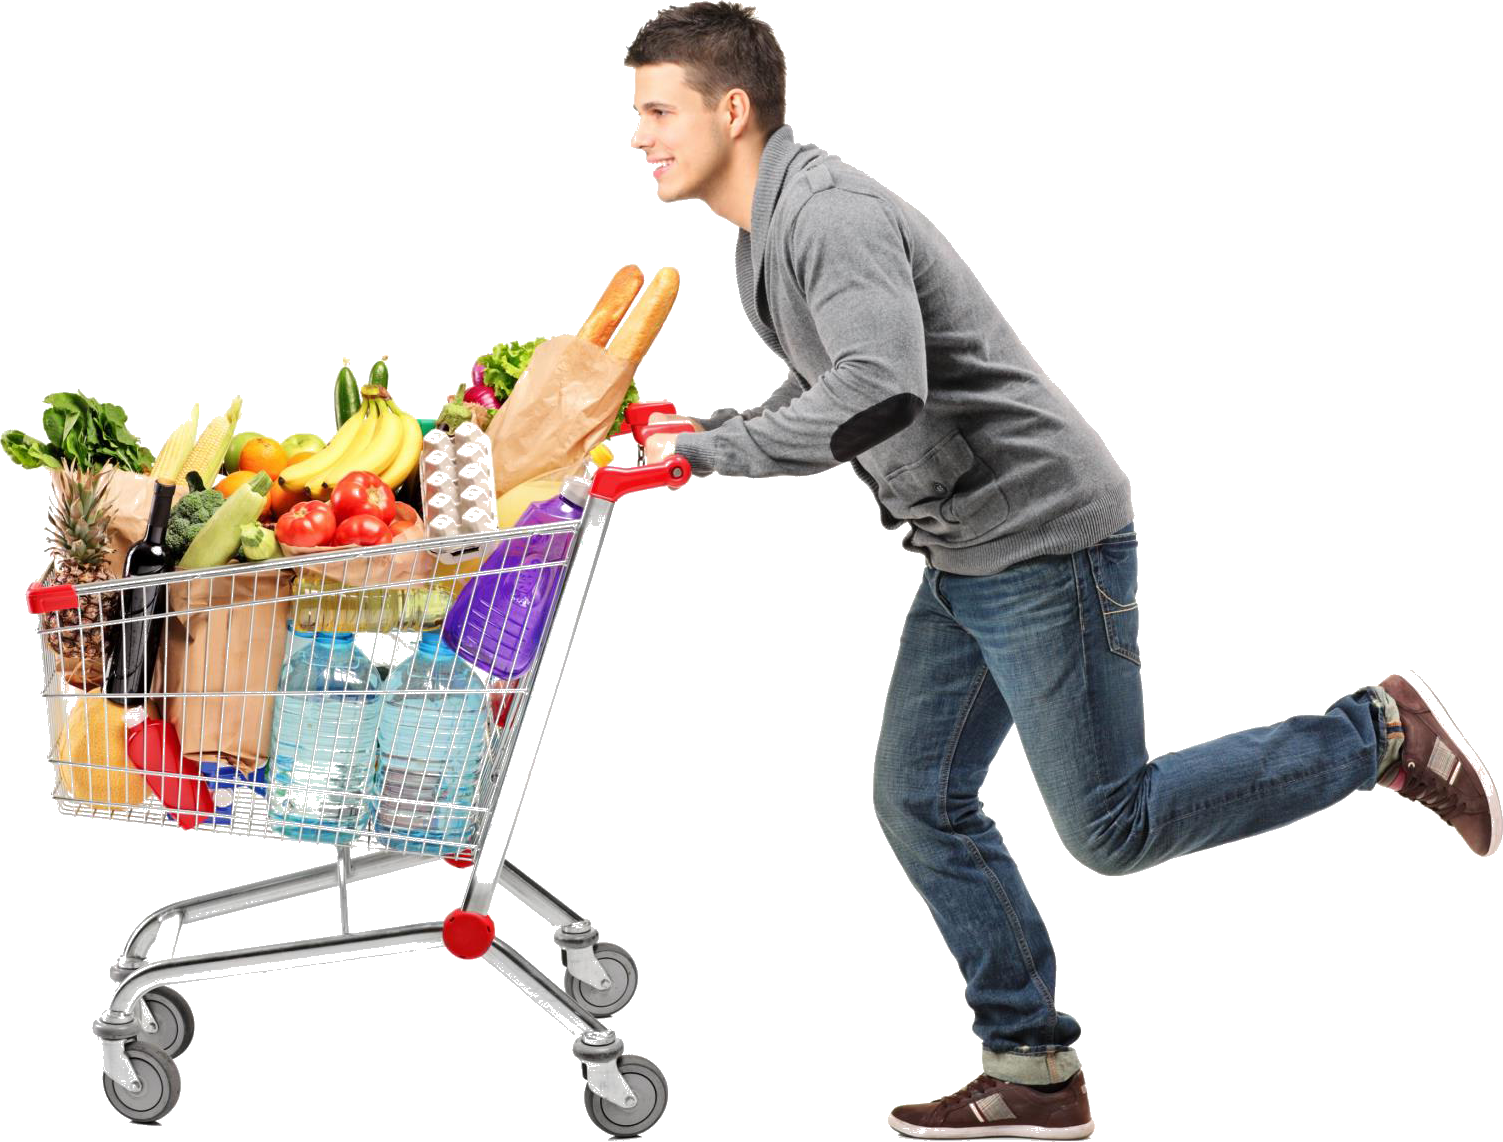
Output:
top-left (881, 429), bottom-right (1009, 541)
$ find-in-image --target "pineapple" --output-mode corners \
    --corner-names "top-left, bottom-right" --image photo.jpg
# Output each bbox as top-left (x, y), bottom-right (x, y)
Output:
top-left (43, 465), bottom-right (119, 685)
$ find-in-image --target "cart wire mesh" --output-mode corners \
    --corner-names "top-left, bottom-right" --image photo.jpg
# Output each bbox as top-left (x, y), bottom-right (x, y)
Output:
top-left (38, 518), bottom-right (585, 857)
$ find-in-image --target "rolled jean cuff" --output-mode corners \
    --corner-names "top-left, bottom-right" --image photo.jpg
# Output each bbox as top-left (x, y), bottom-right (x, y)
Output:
top-left (981, 1046), bottom-right (1082, 1085)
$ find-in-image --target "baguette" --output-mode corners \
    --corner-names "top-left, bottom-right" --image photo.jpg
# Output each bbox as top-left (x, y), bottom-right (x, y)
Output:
top-left (605, 267), bottom-right (679, 366)
top-left (578, 265), bottom-right (644, 348)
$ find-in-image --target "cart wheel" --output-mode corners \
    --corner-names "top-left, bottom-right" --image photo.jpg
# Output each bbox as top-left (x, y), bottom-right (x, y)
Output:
top-left (102, 1041), bottom-right (181, 1124)
top-left (565, 942), bottom-right (638, 1018)
top-left (139, 986), bottom-right (195, 1058)
top-left (583, 1054), bottom-right (668, 1137)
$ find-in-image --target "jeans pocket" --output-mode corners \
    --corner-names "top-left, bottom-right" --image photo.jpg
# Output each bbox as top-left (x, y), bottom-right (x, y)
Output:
top-left (1086, 529), bottom-right (1140, 666)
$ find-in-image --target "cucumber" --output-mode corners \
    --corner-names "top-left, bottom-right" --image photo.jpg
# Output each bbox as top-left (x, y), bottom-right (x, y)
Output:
top-left (335, 358), bottom-right (360, 428)
top-left (179, 472), bottom-right (272, 568)
top-left (370, 355), bottom-right (389, 388)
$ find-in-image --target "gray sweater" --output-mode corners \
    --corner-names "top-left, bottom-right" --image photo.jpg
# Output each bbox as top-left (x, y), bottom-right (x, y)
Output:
top-left (673, 124), bottom-right (1134, 575)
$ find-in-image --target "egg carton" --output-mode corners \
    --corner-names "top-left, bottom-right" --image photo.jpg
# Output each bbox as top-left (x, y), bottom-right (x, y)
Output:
top-left (421, 422), bottom-right (498, 537)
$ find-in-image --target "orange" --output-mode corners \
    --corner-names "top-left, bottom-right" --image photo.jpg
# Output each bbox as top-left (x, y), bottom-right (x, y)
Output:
top-left (263, 459), bottom-right (314, 520)
top-left (215, 470), bottom-right (258, 497)
top-left (239, 437), bottom-right (288, 479)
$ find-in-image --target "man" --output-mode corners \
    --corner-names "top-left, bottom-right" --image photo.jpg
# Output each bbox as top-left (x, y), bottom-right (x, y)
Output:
top-left (624, 4), bottom-right (1498, 1138)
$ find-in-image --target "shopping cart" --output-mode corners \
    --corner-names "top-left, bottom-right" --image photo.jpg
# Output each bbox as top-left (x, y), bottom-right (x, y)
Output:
top-left (26, 404), bottom-right (696, 1134)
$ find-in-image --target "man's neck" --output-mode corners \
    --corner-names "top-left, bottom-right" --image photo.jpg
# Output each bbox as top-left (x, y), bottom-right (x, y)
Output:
top-left (702, 132), bottom-right (767, 232)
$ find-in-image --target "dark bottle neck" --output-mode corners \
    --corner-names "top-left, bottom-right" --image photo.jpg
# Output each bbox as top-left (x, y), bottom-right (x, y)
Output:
top-left (144, 481), bottom-right (175, 544)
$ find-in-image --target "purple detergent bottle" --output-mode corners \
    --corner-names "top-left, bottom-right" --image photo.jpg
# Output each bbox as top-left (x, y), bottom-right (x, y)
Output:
top-left (441, 471), bottom-right (591, 680)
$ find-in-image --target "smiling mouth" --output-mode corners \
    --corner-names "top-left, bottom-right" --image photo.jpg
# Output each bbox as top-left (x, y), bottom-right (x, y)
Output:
top-left (652, 159), bottom-right (675, 178)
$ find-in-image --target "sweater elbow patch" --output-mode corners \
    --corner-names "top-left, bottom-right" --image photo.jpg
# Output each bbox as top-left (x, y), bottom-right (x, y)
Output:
top-left (829, 392), bottom-right (923, 462)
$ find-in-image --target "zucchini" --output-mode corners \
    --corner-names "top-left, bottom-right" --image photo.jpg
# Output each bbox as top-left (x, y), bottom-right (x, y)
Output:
top-left (369, 355), bottom-right (389, 388)
top-left (335, 358), bottom-right (360, 428)
top-left (179, 472), bottom-right (272, 568)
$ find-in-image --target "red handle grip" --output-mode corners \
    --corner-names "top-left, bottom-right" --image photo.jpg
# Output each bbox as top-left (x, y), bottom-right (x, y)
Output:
top-left (613, 401), bottom-right (678, 437)
top-left (633, 418), bottom-right (699, 445)
top-left (591, 457), bottom-right (693, 501)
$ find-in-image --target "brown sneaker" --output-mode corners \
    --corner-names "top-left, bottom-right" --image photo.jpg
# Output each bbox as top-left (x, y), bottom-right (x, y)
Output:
top-left (1377, 671), bottom-right (1499, 856)
top-left (888, 1071), bottom-right (1094, 1139)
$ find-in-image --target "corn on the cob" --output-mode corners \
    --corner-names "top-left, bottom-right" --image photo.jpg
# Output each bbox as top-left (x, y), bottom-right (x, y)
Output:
top-left (182, 395), bottom-right (242, 487)
top-left (150, 404), bottom-right (200, 484)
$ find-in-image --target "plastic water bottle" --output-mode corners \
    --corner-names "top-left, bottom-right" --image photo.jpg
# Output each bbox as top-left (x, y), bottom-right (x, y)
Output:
top-left (371, 632), bottom-right (489, 854)
top-left (442, 471), bottom-right (592, 679)
top-left (267, 629), bottom-right (381, 844)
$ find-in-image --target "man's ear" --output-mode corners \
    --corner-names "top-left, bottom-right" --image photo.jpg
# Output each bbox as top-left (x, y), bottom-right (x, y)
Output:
top-left (724, 88), bottom-right (755, 140)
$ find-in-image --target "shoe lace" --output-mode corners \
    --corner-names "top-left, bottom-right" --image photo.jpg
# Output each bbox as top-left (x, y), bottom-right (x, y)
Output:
top-left (934, 1074), bottom-right (995, 1110)
top-left (1401, 767), bottom-right (1468, 820)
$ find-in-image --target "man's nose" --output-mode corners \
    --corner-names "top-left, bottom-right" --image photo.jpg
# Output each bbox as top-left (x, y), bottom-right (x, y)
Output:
top-left (630, 123), bottom-right (651, 149)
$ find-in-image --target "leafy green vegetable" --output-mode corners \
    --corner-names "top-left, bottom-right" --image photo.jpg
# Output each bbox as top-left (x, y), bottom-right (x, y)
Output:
top-left (611, 379), bottom-right (639, 439)
top-left (4, 391), bottom-right (154, 472)
top-left (473, 337), bottom-right (546, 404)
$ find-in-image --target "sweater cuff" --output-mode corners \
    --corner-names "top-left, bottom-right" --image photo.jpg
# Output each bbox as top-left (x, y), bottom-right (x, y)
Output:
top-left (673, 431), bottom-right (719, 478)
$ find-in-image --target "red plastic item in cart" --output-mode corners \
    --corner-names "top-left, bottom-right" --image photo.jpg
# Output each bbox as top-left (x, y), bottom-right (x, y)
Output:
top-left (124, 709), bottom-right (216, 829)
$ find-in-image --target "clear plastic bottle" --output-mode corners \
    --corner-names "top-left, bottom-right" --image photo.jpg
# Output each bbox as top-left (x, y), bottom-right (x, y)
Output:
top-left (267, 629), bottom-right (381, 844)
top-left (442, 445), bottom-right (610, 679)
top-left (371, 631), bottom-right (489, 854)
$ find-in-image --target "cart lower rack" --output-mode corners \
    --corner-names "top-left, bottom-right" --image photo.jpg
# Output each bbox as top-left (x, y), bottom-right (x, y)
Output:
top-left (28, 406), bottom-right (693, 1134)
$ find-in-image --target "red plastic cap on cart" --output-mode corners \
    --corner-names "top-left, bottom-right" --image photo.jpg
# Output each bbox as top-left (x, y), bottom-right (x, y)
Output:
top-left (27, 581), bottom-right (79, 614)
top-left (444, 850), bottom-right (476, 869)
top-left (620, 400), bottom-right (677, 432)
top-left (443, 909), bottom-right (495, 959)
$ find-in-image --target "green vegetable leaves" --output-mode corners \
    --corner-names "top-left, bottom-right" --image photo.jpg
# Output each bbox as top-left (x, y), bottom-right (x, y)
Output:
top-left (4, 392), bottom-right (154, 472)
top-left (474, 338), bottom-right (546, 404)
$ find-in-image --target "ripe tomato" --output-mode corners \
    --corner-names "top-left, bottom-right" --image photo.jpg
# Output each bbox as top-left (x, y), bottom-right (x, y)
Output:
top-left (333, 513), bottom-right (394, 547)
top-left (274, 501), bottom-right (337, 548)
top-left (330, 472), bottom-right (396, 524)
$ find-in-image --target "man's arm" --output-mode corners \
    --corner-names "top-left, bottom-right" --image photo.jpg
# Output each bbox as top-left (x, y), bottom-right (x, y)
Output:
top-left (675, 189), bottom-right (927, 478)
top-left (691, 366), bottom-right (806, 432)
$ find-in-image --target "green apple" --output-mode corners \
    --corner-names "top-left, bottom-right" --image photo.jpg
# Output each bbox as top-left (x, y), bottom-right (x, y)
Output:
top-left (281, 433), bottom-right (325, 458)
top-left (226, 430), bottom-right (267, 471)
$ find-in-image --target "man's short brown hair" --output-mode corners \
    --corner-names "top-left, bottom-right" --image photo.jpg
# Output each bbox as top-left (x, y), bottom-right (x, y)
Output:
top-left (625, 3), bottom-right (787, 139)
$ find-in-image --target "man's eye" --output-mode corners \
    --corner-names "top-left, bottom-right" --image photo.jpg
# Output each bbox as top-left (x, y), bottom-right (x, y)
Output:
top-left (653, 110), bottom-right (666, 116)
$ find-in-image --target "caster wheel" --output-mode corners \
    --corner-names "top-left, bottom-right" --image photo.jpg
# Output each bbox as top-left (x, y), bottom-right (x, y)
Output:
top-left (102, 1041), bottom-right (181, 1124)
top-left (583, 1054), bottom-right (668, 1137)
top-left (139, 986), bottom-right (195, 1058)
top-left (565, 942), bottom-right (638, 1018)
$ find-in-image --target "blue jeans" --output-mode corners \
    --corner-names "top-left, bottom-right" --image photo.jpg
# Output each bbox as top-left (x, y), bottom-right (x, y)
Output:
top-left (872, 521), bottom-right (1389, 1085)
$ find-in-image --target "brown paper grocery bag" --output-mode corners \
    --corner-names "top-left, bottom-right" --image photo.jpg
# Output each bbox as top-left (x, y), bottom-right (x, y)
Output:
top-left (160, 568), bottom-right (296, 775)
top-left (486, 334), bottom-right (636, 496)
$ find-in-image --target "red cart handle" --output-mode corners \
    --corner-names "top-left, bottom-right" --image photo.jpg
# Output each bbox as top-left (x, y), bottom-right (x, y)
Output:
top-left (591, 457), bottom-right (692, 501)
top-left (612, 400), bottom-right (678, 437)
top-left (633, 418), bottom-right (699, 445)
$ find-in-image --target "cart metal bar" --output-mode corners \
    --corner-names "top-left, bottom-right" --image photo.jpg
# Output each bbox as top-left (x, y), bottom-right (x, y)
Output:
top-left (105, 923), bottom-right (448, 1019)
top-left (119, 850), bottom-right (432, 964)
top-left (482, 937), bottom-right (607, 1038)
top-left (498, 861), bottom-right (582, 927)
top-left (462, 494), bottom-right (614, 914)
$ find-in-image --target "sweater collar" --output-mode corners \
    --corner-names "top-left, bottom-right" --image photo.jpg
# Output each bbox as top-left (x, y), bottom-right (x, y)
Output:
top-left (748, 124), bottom-right (800, 248)
top-left (736, 124), bottom-right (804, 354)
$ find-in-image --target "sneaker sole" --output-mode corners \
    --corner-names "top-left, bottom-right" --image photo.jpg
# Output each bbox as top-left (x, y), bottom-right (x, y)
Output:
top-left (1401, 668), bottom-right (1500, 856)
top-left (888, 1114), bottom-right (1095, 1140)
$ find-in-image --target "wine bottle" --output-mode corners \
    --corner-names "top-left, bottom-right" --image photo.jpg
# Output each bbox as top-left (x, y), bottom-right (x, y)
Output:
top-left (105, 479), bottom-right (176, 706)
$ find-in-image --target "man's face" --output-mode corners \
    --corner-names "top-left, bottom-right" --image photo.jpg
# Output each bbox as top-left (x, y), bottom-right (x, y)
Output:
top-left (631, 62), bottom-right (731, 203)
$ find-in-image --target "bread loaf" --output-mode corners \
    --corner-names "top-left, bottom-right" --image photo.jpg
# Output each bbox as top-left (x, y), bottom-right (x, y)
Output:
top-left (578, 265), bottom-right (644, 348)
top-left (605, 267), bottom-right (679, 366)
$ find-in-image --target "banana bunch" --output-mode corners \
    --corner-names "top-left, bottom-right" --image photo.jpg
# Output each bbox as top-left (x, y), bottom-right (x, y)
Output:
top-left (279, 386), bottom-right (423, 499)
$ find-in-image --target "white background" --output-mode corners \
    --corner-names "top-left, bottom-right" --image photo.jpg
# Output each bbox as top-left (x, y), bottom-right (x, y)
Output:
top-left (2, 2), bottom-right (1499, 1139)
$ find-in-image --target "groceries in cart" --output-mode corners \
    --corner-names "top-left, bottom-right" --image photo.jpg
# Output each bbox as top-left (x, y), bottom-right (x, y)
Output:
top-left (20, 263), bottom-right (685, 850)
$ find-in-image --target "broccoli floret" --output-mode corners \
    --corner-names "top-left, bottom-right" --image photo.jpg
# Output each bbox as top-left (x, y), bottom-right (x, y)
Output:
top-left (164, 488), bottom-right (224, 562)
